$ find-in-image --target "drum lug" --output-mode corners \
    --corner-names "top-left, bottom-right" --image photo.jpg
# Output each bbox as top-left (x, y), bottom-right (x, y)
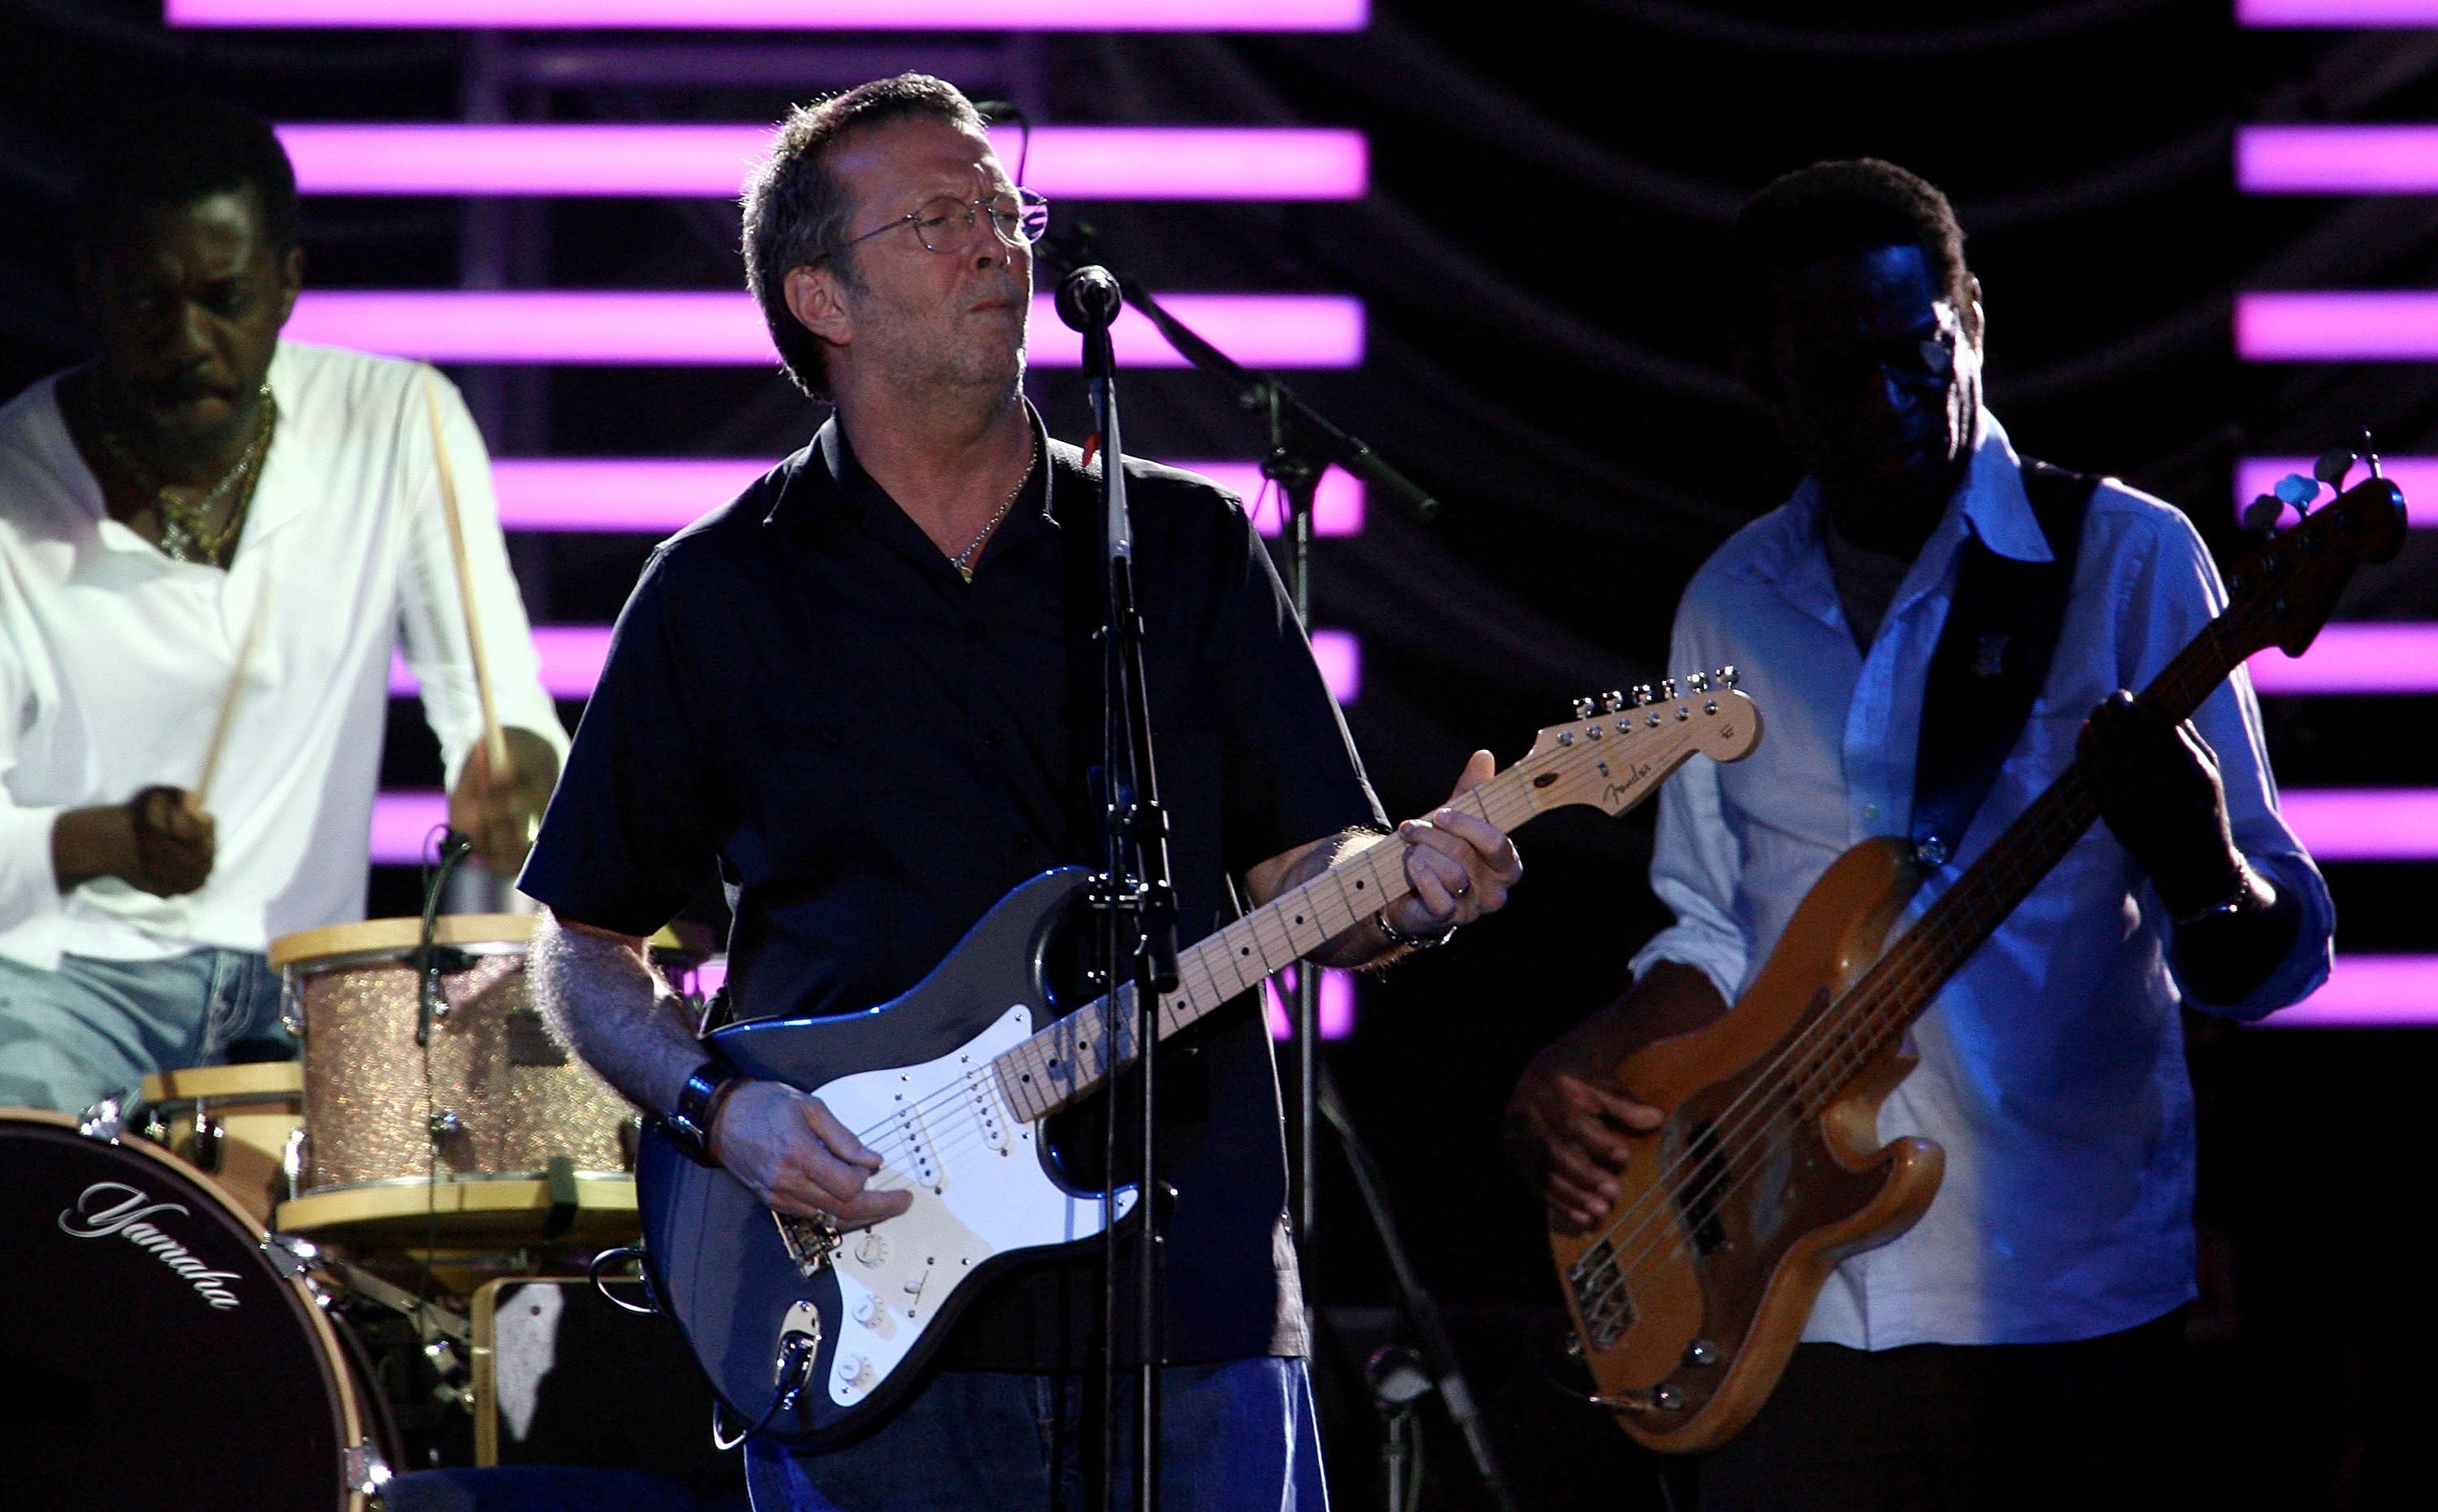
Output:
top-left (282, 1124), bottom-right (310, 1200)
top-left (76, 1096), bottom-right (125, 1143)
top-left (189, 1099), bottom-right (224, 1174)
top-left (345, 1443), bottom-right (393, 1500)
top-left (261, 1230), bottom-right (323, 1280)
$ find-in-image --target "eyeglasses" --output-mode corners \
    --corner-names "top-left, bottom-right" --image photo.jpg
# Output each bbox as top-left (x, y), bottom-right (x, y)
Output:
top-left (822, 188), bottom-right (1051, 264)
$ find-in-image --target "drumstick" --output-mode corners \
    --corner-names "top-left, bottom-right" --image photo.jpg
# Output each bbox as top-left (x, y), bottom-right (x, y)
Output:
top-left (421, 370), bottom-right (513, 788)
top-left (189, 578), bottom-right (272, 814)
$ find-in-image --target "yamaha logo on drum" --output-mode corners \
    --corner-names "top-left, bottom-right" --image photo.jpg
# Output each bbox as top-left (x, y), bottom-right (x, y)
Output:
top-left (57, 1182), bottom-right (245, 1310)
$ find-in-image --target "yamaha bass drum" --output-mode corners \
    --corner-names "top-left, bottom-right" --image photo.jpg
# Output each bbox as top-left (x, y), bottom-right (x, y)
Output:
top-left (0, 1108), bottom-right (393, 1508)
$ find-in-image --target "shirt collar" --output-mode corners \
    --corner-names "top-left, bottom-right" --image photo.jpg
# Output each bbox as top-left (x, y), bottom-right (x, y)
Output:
top-left (764, 401), bottom-right (1058, 538)
top-left (1734, 407), bottom-right (2045, 615)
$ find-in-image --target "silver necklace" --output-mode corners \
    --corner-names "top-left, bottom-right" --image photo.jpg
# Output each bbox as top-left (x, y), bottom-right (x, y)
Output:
top-left (950, 435), bottom-right (1039, 583)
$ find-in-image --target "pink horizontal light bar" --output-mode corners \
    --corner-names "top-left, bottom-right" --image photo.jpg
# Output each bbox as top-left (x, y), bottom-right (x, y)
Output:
top-left (2236, 292), bottom-right (2438, 360)
top-left (390, 626), bottom-right (609, 700)
top-left (175, 0), bottom-right (1367, 28)
top-left (370, 791), bottom-right (449, 864)
top-left (2261, 956), bottom-right (2438, 1029)
top-left (285, 291), bottom-right (1364, 369)
top-left (490, 457), bottom-right (1362, 536)
top-left (2238, 127), bottom-right (2438, 194)
top-left (2240, 0), bottom-right (2438, 24)
top-left (2235, 457), bottom-right (2436, 528)
top-left (2248, 625), bottom-right (2438, 695)
top-left (392, 623), bottom-right (1360, 703)
top-left (1264, 967), bottom-right (1356, 1041)
top-left (278, 124), bottom-right (1366, 201)
top-left (2281, 788), bottom-right (2438, 859)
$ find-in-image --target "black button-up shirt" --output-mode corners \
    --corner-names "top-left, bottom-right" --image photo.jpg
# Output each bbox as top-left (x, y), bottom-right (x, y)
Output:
top-left (522, 412), bottom-right (1382, 1366)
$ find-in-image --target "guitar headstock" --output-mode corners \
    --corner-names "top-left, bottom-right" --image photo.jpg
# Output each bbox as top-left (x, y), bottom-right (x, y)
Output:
top-left (1520, 668), bottom-right (1763, 817)
top-left (2230, 468), bottom-right (2409, 660)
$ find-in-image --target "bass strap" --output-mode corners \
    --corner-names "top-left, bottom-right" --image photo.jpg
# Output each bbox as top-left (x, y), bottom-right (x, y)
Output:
top-left (1908, 458), bottom-right (2098, 869)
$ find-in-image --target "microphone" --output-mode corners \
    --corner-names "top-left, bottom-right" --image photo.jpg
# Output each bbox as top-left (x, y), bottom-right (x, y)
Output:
top-left (1056, 265), bottom-right (1123, 334)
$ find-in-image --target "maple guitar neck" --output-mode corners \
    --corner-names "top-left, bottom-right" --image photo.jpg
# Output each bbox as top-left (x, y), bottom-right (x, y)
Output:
top-left (996, 688), bottom-right (1759, 1124)
top-left (1787, 596), bottom-right (2267, 1112)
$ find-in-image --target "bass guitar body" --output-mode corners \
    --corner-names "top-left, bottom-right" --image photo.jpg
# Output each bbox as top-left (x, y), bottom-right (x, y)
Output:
top-left (636, 868), bottom-right (1137, 1446)
top-left (1554, 838), bottom-right (1947, 1454)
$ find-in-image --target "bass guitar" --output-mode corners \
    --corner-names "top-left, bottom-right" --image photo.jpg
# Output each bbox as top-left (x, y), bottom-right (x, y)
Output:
top-left (637, 674), bottom-right (1760, 1444)
top-left (1553, 467), bottom-right (2407, 1453)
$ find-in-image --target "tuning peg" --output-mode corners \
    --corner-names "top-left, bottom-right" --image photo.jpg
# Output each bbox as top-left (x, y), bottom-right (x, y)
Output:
top-left (1658, 678), bottom-right (1680, 702)
top-left (1601, 690), bottom-right (1626, 714)
top-left (1630, 683), bottom-right (1656, 708)
top-left (1715, 665), bottom-right (1739, 688)
top-left (2363, 428), bottom-right (2384, 481)
top-left (1573, 696), bottom-right (1597, 720)
top-left (2313, 448), bottom-right (2356, 493)
top-left (2275, 474), bottom-right (2320, 514)
top-left (1685, 672), bottom-right (1711, 693)
top-left (2241, 494), bottom-right (2285, 532)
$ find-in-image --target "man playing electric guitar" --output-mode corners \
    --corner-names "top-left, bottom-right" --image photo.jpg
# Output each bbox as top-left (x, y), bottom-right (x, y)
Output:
top-left (520, 75), bottom-right (1520, 1511)
top-left (1507, 160), bottom-right (2333, 1509)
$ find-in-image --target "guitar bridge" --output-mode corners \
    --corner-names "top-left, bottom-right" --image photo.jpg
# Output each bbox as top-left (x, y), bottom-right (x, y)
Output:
top-left (773, 1210), bottom-right (844, 1279)
top-left (1567, 1237), bottom-right (1634, 1350)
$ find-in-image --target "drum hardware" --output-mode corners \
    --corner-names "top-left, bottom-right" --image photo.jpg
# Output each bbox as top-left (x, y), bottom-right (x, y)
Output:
top-left (189, 1095), bottom-right (225, 1172)
top-left (588, 1244), bottom-right (658, 1315)
top-left (77, 1094), bottom-right (124, 1141)
top-left (345, 1445), bottom-right (395, 1500)
top-left (263, 1229), bottom-right (324, 1279)
top-left (285, 1124), bottom-right (310, 1199)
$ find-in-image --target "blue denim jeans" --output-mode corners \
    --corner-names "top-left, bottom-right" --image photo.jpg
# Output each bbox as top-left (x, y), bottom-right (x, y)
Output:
top-left (744, 1357), bottom-right (1329, 1512)
top-left (0, 949), bottom-right (288, 1112)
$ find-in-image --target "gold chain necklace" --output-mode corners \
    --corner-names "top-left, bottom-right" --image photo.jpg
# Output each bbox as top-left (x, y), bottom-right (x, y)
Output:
top-left (950, 434), bottom-right (1040, 583)
top-left (96, 386), bottom-right (278, 568)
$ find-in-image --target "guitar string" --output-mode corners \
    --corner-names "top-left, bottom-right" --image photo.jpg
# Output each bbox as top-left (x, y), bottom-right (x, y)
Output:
top-left (830, 719), bottom-right (1694, 1159)
top-left (1575, 605), bottom-right (2247, 1290)
top-left (824, 714), bottom-right (1731, 1207)
top-left (1570, 611), bottom-right (2253, 1327)
top-left (1584, 652), bottom-right (2218, 1315)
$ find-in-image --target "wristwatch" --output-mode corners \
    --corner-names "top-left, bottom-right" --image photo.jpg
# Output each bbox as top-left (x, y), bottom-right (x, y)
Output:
top-left (665, 1058), bottom-right (742, 1168)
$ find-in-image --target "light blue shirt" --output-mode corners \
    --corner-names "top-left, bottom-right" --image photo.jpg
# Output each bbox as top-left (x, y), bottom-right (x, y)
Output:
top-left (1631, 411), bottom-right (2333, 1350)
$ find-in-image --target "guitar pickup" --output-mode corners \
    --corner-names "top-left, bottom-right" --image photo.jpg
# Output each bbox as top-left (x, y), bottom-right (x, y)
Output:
top-left (961, 1064), bottom-right (1010, 1154)
top-left (1567, 1237), bottom-right (1634, 1350)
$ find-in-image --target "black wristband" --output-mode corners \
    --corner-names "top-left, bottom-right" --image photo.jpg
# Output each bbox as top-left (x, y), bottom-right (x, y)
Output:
top-left (665, 1058), bottom-right (738, 1167)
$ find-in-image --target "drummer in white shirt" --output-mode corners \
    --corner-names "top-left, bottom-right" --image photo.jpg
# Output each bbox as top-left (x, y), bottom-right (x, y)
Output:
top-left (0, 98), bottom-right (566, 1113)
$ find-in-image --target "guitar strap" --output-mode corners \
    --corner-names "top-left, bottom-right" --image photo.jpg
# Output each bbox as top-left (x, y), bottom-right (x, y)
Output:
top-left (1908, 459), bottom-right (2097, 868)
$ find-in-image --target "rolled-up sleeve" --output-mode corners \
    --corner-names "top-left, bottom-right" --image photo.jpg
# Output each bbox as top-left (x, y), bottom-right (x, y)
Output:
top-left (1628, 596), bottom-right (1751, 1004)
top-left (395, 366), bottom-right (568, 790)
top-left (2126, 509), bottom-right (2335, 1021)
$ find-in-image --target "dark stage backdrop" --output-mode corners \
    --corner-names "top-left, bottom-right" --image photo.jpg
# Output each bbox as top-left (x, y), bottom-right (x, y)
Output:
top-left (4, 2), bottom-right (2436, 1505)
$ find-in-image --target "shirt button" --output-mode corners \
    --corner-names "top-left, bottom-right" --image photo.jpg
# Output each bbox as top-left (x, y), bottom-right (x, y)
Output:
top-left (1862, 804), bottom-right (1881, 821)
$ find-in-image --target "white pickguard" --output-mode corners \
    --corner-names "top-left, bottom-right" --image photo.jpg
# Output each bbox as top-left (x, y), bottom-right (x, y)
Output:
top-left (805, 1004), bottom-right (1138, 1406)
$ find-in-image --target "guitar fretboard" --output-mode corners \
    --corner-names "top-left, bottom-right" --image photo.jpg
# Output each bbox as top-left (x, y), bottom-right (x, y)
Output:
top-left (992, 705), bottom-right (1730, 1123)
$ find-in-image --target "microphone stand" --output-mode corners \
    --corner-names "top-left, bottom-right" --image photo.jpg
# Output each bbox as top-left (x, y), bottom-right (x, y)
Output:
top-left (1061, 266), bottom-right (1179, 1512)
top-left (1037, 239), bottom-right (1520, 1512)
top-left (1069, 253), bottom-right (1434, 1254)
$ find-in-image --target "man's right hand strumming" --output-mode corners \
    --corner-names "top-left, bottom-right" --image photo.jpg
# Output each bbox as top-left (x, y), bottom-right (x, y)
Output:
top-left (51, 786), bottom-right (215, 896)
top-left (712, 1080), bottom-right (913, 1228)
top-left (1505, 960), bottom-right (1724, 1234)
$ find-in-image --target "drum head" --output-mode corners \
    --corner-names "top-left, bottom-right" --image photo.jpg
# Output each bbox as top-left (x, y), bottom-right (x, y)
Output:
top-left (0, 1111), bottom-right (362, 1509)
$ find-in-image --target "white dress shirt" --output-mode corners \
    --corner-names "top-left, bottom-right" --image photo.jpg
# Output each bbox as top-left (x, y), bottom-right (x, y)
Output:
top-left (1630, 411), bottom-right (2333, 1350)
top-left (0, 340), bottom-right (566, 968)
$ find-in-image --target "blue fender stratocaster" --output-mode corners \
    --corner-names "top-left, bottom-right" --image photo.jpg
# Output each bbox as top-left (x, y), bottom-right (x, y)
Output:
top-left (636, 677), bottom-right (1761, 1445)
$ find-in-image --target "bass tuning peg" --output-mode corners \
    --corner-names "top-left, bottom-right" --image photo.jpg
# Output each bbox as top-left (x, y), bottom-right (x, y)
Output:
top-left (1573, 696), bottom-right (1597, 720)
